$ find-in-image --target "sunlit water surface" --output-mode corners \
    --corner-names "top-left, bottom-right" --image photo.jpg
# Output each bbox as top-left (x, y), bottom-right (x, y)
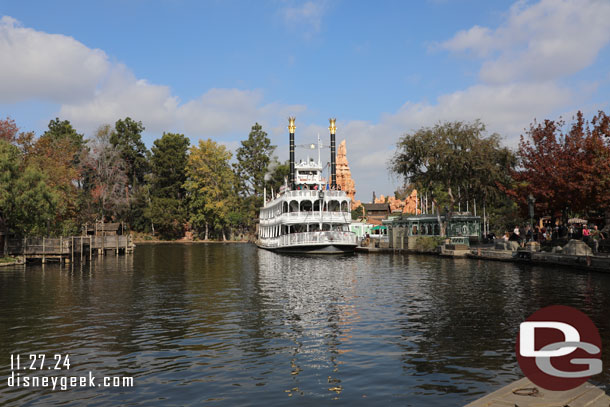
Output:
top-left (1, 243), bottom-right (609, 406)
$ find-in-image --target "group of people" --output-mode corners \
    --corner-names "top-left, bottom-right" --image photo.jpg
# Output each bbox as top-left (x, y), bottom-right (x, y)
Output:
top-left (501, 223), bottom-right (606, 253)
top-left (295, 184), bottom-right (342, 191)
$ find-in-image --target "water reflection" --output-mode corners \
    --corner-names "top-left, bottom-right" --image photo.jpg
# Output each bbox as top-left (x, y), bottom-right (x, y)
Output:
top-left (0, 244), bottom-right (608, 406)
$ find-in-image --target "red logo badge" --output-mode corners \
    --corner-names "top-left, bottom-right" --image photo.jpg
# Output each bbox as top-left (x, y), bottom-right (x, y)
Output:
top-left (516, 305), bottom-right (602, 391)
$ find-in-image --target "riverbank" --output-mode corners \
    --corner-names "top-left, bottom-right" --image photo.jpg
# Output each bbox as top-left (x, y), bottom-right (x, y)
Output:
top-left (356, 244), bottom-right (610, 273)
top-left (0, 256), bottom-right (25, 267)
top-left (134, 238), bottom-right (251, 244)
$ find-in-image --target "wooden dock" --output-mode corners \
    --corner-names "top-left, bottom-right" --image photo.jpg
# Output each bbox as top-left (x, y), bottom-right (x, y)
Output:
top-left (4, 235), bottom-right (134, 263)
top-left (465, 377), bottom-right (610, 406)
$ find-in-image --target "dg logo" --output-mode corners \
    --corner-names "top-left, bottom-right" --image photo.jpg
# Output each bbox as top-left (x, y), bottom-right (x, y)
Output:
top-left (516, 305), bottom-right (603, 391)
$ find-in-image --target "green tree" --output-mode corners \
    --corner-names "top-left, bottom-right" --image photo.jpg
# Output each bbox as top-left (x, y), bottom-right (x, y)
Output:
top-left (146, 132), bottom-right (190, 239)
top-left (0, 140), bottom-right (57, 236)
top-left (185, 139), bottom-right (237, 240)
top-left (351, 205), bottom-right (364, 220)
top-left (234, 123), bottom-right (275, 197)
top-left (265, 159), bottom-right (290, 193)
top-left (151, 133), bottom-right (190, 199)
top-left (110, 117), bottom-right (149, 190)
top-left (146, 196), bottom-right (186, 240)
top-left (390, 120), bottom-right (515, 235)
top-left (43, 118), bottom-right (86, 152)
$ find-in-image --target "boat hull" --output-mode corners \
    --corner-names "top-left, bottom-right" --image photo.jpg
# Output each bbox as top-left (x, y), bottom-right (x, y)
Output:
top-left (257, 243), bottom-right (356, 254)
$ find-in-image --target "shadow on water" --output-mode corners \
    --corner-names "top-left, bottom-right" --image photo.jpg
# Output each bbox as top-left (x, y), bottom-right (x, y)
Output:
top-left (0, 244), bottom-right (609, 406)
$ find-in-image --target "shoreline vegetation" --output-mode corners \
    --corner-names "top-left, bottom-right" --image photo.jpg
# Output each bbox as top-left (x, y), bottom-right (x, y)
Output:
top-left (0, 256), bottom-right (25, 267)
top-left (134, 238), bottom-right (250, 244)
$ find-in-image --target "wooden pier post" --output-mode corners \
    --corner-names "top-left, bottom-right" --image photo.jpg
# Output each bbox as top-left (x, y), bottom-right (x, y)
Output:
top-left (71, 236), bottom-right (74, 263)
top-left (80, 236), bottom-right (83, 262)
top-left (89, 236), bottom-right (92, 261)
top-left (116, 235), bottom-right (119, 256)
top-left (42, 237), bottom-right (46, 264)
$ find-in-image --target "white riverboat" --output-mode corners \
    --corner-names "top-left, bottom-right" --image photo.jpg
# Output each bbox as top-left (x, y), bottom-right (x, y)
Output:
top-left (256, 118), bottom-right (357, 254)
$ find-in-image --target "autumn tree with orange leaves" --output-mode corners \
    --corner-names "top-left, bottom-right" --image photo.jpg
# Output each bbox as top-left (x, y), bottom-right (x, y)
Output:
top-left (510, 111), bottom-right (610, 222)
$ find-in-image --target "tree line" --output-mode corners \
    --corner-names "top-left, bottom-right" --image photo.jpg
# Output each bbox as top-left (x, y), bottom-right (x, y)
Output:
top-left (2, 110), bottom-right (608, 240)
top-left (390, 111), bottom-right (610, 233)
top-left (0, 117), bottom-right (288, 240)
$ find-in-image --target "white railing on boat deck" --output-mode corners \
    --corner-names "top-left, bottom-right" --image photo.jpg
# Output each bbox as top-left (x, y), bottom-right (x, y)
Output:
top-left (259, 211), bottom-right (351, 226)
top-left (260, 231), bottom-right (357, 248)
top-left (281, 190), bottom-right (347, 199)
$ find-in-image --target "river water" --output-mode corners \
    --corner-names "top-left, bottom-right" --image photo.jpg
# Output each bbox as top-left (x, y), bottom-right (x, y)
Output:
top-left (1, 243), bottom-right (609, 406)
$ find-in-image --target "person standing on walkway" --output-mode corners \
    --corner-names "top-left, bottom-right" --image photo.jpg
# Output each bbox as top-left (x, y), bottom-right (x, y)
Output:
top-left (513, 226), bottom-right (522, 247)
top-left (525, 225), bottom-right (532, 243)
top-left (591, 225), bottom-right (604, 253)
top-left (582, 224), bottom-right (591, 243)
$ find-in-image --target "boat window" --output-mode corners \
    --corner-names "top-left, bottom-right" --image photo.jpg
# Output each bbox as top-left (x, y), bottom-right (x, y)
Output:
top-left (322, 223), bottom-right (331, 231)
top-left (283, 202), bottom-right (288, 213)
top-left (434, 224), bottom-right (440, 235)
top-left (341, 201), bottom-right (349, 212)
top-left (328, 200), bottom-right (340, 212)
top-left (313, 200), bottom-right (320, 211)
top-left (300, 200), bottom-right (312, 212)
top-left (412, 225), bottom-right (418, 235)
top-left (289, 200), bottom-right (299, 213)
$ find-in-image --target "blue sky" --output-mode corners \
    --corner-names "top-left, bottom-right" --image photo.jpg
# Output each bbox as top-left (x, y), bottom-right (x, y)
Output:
top-left (1, 0), bottom-right (609, 201)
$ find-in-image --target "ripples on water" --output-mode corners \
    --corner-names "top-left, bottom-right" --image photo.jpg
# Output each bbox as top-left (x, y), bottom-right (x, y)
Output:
top-left (0, 243), bottom-right (609, 406)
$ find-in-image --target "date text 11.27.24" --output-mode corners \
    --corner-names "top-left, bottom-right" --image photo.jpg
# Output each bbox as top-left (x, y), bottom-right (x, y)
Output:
top-left (10, 354), bottom-right (70, 371)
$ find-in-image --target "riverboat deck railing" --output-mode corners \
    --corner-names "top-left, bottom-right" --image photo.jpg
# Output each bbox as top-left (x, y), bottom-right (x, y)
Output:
top-left (281, 190), bottom-right (347, 200)
top-left (260, 211), bottom-right (352, 226)
top-left (261, 231), bottom-right (357, 248)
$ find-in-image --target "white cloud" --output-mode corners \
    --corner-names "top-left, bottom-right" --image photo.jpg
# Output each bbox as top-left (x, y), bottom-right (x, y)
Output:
top-left (178, 89), bottom-right (304, 139)
top-left (441, 0), bottom-right (610, 84)
top-left (0, 16), bottom-right (109, 103)
top-left (0, 16), bottom-right (304, 140)
top-left (59, 64), bottom-right (179, 134)
top-left (280, 0), bottom-right (328, 37)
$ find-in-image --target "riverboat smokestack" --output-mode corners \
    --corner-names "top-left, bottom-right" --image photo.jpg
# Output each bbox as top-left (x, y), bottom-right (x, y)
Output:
top-left (329, 118), bottom-right (337, 189)
top-left (288, 117), bottom-right (296, 190)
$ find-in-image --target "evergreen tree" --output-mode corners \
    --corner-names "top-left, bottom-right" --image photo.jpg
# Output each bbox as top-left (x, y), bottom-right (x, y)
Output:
top-left (147, 132), bottom-right (190, 239)
top-left (150, 132), bottom-right (190, 199)
top-left (110, 117), bottom-right (149, 190)
top-left (234, 123), bottom-right (275, 197)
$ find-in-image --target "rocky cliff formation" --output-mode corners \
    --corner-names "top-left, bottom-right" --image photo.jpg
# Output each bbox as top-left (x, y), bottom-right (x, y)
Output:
top-left (336, 140), bottom-right (360, 208)
top-left (374, 190), bottom-right (420, 214)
